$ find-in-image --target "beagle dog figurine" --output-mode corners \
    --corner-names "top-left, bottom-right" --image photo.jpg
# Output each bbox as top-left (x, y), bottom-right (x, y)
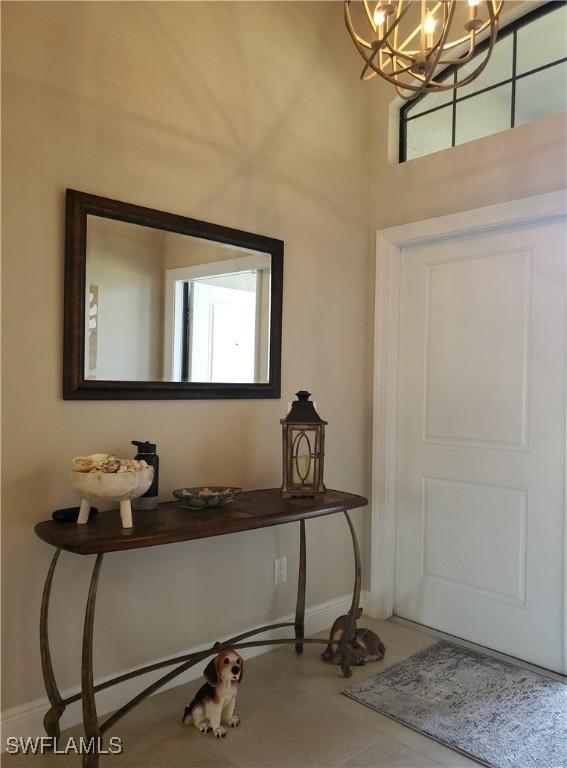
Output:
top-left (182, 649), bottom-right (244, 738)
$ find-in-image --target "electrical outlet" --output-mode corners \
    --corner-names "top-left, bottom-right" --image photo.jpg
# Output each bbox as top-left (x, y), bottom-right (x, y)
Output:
top-left (274, 556), bottom-right (287, 585)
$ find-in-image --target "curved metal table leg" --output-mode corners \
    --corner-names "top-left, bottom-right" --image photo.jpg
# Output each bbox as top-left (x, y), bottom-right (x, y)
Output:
top-left (295, 520), bottom-right (306, 654)
top-left (40, 548), bottom-right (65, 746)
top-left (82, 554), bottom-right (104, 768)
top-left (338, 511), bottom-right (362, 678)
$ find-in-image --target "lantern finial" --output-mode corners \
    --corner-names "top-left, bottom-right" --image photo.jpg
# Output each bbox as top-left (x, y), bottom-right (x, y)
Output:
top-left (282, 391), bottom-right (327, 427)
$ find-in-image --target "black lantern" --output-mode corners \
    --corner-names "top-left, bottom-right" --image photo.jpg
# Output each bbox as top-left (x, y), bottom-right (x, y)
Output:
top-left (281, 391), bottom-right (327, 498)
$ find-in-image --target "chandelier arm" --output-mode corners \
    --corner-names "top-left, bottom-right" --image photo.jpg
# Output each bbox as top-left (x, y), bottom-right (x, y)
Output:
top-left (438, 1), bottom-right (501, 52)
top-left (418, 47), bottom-right (488, 88)
top-left (417, 0), bottom-right (456, 90)
top-left (383, 3), bottom-right (414, 48)
top-left (351, 38), bottom-right (374, 63)
top-left (353, 35), bottom-right (374, 51)
top-left (388, 46), bottom-right (415, 62)
top-left (415, 0), bottom-right (455, 89)
top-left (344, 0), bottom-right (412, 52)
top-left (392, 0), bottom-right (407, 82)
top-left (426, 4), bottom-right (497, 89)
top-left (358, 4), bottom-right (417, 74)
top-left (360, 44), bottom-right (432, 83)
top-left (362, 51), bottom-right (418, 81)
top-left (364, 52), bottom-right (416, 82)
top-left (388, 0), bottom-right (496, 87)
top-left (361, 30), bottom-right (410, 80)
top-left (363, 0), bottom-right (376, 33)
top-left (395, 83), bottom-right (420, 101)
top-left (391, 64), bottom-right (436, 87)
top-left (344, 1), bottom-right (373, 50)
top-left (393, 0), bottom-right (402, 53)
top-left (360, 44), bottom-right (383, 80)
top-left (360, 59), bottom-right (425, 90)
top-left (389, 62), bottom-right (462, 90)
top-left (435, 42), bottom-right (478, 69)
top-left (370, 67), bottom-right (436, 92)
top-left (396, 1), bottom-right (442, 54)
top-left (379, 4), bottom-right (414, 60)
top-left (424, 0), bottom-right (452, 61)
top-left (396, 77), bottom-right (430, 100)
top-left (384, 48), bottom-right (415, 65)
top-left (421, 39), bottom-right (496, 89)
top-left (426, 1), bottom-right (456, 64)
top-left (346, 27), bottom-right (378, 59)
top-left (385, 60), bottom-right (422, 78)
top-left (377, 56), bottom-right (416, 79)
top-left (359, 3), bottom-right (417, 69)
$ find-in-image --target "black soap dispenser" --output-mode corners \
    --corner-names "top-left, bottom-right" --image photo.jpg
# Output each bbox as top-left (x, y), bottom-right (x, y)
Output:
top-left (131, 440), bottom-right (159, 510)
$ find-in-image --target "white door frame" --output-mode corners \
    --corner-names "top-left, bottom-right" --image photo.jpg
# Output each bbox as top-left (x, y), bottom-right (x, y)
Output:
top-left (369, 189), bottom-right (567, 665)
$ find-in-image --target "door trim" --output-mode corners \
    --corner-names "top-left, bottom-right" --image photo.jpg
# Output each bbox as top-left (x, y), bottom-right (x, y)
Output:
top-left (370, 189), bottom-right (567, 669)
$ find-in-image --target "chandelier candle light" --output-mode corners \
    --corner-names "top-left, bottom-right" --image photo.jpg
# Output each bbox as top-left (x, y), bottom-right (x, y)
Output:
top-left (344, 0), bottom-right (504, 100)
top-left (281, 391), bottom-right (327, 498)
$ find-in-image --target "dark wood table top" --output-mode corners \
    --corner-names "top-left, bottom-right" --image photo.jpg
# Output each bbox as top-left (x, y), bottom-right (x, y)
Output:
top-left (34, 489), bottom-right (368, 555)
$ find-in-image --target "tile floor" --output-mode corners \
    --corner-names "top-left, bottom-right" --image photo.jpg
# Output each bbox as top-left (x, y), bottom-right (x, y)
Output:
top-left (3, 618), bottom-right (482, 768)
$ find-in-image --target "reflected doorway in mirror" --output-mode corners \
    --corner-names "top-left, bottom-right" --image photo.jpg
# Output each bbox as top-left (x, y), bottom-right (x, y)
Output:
top-left (164, 249), bottom-right (271, 384)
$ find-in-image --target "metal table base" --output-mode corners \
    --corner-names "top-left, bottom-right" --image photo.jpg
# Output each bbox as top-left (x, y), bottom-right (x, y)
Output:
top-left (40, 512), bottom-right (362, 768)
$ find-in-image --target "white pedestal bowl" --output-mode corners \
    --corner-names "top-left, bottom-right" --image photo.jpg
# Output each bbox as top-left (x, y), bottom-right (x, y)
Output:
top-left (72, 468), bottom-right (154, 528)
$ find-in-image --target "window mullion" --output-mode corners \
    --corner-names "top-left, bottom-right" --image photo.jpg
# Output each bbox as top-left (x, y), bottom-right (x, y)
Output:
top-left (451, 71), bottom-right (457, 147)
top-left (511, 30), bottom-right (517, 129)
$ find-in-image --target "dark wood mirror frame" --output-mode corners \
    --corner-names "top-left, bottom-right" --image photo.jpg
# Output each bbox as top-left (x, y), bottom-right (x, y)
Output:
top-left (63, 189), bottom-right (283, 400)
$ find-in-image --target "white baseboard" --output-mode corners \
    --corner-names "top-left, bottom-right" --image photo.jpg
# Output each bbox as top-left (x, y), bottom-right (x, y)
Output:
top-left (1, 591), bottom-right (369, 748)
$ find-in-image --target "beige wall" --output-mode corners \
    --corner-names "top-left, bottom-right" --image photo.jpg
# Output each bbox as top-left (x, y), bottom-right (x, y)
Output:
top-left (1, 1), bottom-right (371, 712)
top-left (163, 231), bottom-right (244, 271)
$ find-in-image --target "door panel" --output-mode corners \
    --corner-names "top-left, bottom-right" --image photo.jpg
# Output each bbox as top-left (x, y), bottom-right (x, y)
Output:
top-left (421, 476), bottom-right (527, 605)
top-left (423, 249), bottom-right (531, 449)
top-left (395, 219), bottom-right (566, 672)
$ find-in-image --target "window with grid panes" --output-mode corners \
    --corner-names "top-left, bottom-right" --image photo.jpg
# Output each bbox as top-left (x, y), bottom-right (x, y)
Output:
top-left (400, 2), bottom-right (567, 162)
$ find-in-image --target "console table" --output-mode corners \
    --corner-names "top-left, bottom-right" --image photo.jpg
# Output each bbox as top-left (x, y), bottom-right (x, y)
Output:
top-left (34, 488), bottom-right (367, 767)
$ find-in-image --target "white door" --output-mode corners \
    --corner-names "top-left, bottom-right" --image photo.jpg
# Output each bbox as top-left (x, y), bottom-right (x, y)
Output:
top-left (394, 217), bottom-right (566, 672)
top-left (190, 280), bottom-right (257, 383)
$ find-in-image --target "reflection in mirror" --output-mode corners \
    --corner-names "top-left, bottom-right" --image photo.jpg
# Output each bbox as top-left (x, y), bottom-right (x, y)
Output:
top-left (85, 216), bottom-right (271, 384)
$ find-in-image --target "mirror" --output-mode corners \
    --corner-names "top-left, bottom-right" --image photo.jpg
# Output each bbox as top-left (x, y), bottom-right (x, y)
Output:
top-left (64, 190), bottom-right (283, 399)
top-left (84, 218), bottom-right (272, 384)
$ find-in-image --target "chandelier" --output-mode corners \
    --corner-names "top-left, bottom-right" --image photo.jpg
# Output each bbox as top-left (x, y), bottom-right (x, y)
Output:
top-left (344, 1), bottom-right (504, 100)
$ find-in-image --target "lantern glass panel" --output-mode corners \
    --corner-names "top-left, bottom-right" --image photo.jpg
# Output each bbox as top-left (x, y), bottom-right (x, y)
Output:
top-left (291, 428), bottom-right (317, 487)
